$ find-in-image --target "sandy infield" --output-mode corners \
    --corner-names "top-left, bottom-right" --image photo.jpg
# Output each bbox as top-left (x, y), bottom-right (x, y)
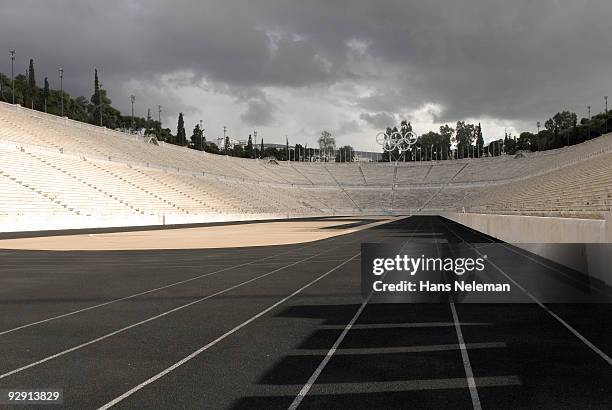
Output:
top-left (0, 216), bottom-right (401, 251)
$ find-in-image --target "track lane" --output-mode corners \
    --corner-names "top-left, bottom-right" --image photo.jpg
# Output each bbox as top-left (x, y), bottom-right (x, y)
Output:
top-left (1, 216), bottom-right (611, 409)
top-left (0, 219), bottom-right (395, 408)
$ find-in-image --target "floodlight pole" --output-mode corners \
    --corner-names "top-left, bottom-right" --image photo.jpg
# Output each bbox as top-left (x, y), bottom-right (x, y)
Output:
top-left (98, 81), bottom-right (103, 126)
top-left (130, 95), bottom-right (135, 133)
top-left (200, 120), bottom-right (204, 151)
top-left (605, 96), bottom-right (608, 134)
top-left (223, 126), bottom-right (228, 153)
top-left (587, 105), bottom-right (591, 139)
top-left (58, 67), bottom-right (64, 117)
top-left (10, 49), bottom-right (15, 104)
top-left (253, 130), bottom-right (258, 158)
top-left (158, 105), bottom-right (162, 139)
top-left (25, 67), bottom-right (29, 107)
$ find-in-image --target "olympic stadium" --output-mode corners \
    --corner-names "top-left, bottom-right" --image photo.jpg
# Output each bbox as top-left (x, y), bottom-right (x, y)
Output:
top-left (1, 100), bottom-right (611, 409)
top-left (3, 0), bottom-right (612, 407)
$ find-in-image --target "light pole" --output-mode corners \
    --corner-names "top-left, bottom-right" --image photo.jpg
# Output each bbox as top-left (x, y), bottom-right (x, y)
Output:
top-left (199, 119), bottom-right (204, 151)
top-left (130, 95), bottom-right (135, 133)
top-left (536, 121), bottom-right (541, 151)
top-left (587, 105), bottom-right (591, 139)
top-left (58, 67), bottom-right (64, 117)
top-left (10, 49), bottom-right (15, 104)
top-left (98, 81), bottom-right (103, 126)
top-left (223, 126), bottom-right (227, 153)
top-left (605, 96), bottom-right (608, 134)
top-left (158, 105), bottom-right (162, 140)
top-left (25, 67), bottom-right (29, 107)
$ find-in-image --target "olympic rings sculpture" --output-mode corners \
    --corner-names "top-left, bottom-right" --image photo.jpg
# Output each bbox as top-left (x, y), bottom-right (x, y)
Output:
top-left (375, 130), bottom-right (418, 152)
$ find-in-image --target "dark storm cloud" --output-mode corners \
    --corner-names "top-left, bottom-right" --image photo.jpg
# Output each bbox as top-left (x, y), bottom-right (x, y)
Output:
top-left (241, 97), bottom-right (275, 126)
top-left (337, 120), bottom-right (360, 136)
top-left (360, 112), bottom-right (396, 129)
top-left (1, 0), bottom-right (611, 124)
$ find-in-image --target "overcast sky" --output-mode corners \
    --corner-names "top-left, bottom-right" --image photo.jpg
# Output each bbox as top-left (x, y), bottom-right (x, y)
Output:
top-left (1, 0), bottom-right (611, 149)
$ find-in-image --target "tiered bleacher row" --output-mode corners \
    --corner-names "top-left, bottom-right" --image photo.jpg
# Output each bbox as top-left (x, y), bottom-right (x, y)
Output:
top-left (1, 102), bottom-right (611, 230)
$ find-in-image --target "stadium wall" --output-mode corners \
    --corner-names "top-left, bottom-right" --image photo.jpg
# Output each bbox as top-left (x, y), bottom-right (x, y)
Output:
top-left (442, 211), bottom-right (612, 285)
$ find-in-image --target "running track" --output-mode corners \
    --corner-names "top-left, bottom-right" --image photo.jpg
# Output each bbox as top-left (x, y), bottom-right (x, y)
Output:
top-left (0, 216), bottom-right (611, 409)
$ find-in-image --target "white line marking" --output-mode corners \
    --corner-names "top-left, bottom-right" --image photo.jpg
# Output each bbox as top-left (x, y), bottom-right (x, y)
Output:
top-left (477, 253), bottom-right (612, 367)
top-left (444, 220), bottom-right (612, 367)
top-left (286, 218), bottom-right (415, 408)
top-left (288, 216), bottom-right (426, 408)
top-left (288, 292), bottom-right (372, 410)
top-left (430, 217), bottom-right (481, 410)
top-left (259, 376), bottom-right (522, 396)
top-left (321, 322), bottom-right (491, 329)
top-left (0, 245), bottom-right (311, 337)
top-left (463, 225), bottom-right (610, 297)
top-left (0, 218), bottom-right (397, 337)
top-left (300, 342), bottom-right (506, 355)
top-left (0, 246), bottom-right (340, 381)
top-left (450, 302), bottom-right (482, 410)
top-left (97, 253), bottom-right (361, 410)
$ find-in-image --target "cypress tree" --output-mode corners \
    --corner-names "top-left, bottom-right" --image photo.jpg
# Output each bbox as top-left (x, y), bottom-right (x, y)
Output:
top-left (247, 134), bottom-right (253, 158)
top-left (92, 69), bottom-right (102, 125)
top-left (43, 77), bottom-right (49, 112)
top-left (260, 138), bottom-right (264, 157)
top-left (476, 123), bottom-right (484, 157)
top-left (176, 112), bottom-right (186, 146)
top-left (27, 59), bottom-right (36, 109)
top-left (94, 69), bottom-right (100, 99)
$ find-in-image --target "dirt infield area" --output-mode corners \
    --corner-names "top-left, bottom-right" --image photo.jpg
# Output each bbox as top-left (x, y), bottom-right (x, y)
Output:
top-left (0, 216), bottom-right (399, 251)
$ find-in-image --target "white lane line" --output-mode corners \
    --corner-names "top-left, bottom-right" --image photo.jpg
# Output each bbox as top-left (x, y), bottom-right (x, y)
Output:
top-left (459, 222), bottom-right (610, 297)
top-left (289, 217), bottom-right (457, 409)
top-left (0, 246), bottom-right (341, 381)
top-left (0, 244), bottom-right (311, 337)
top-left (286, 218), bottom-right (412, 409)
top-left (97, 253), bottom-right (362, 410)
top-left (288, 292), bottom-right (372, 410)
top-left (475, 251), bottom-right (612, 367)
top-left (431, 218), bottom-right (481, 410)
top-left (450, 302), bottom-right (482, 410)
top-left (444, 220), bottom-right (612, 367)
top-left (321, 322), bottom-right (492, 329)
top-left (0, 217), bottom-right (395, 337)
top-left (260, 376), bottom-right (522, 396)
top-left (299, 342), bottom-right (506, 355)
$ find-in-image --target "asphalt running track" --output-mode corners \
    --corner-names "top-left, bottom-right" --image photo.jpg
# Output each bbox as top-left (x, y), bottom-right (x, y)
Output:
top-left (0, 216), bottom-right (611, 409)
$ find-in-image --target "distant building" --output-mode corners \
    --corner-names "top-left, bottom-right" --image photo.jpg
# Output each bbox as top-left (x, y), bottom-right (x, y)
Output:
top-left (214, 137), bottom-right (243, 149)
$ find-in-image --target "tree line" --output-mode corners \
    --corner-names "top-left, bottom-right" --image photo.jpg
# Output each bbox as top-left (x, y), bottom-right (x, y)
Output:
top-left (0, 59), bottom-right (348, 160)
top-left (0, 60), bottom-right (179, 141)
top-left (1, 58), bottom-right (609, 162)
top-left (381, 108), bottom-right (610, 162)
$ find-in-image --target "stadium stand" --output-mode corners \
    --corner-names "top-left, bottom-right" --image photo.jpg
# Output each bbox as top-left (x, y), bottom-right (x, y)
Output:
top-left (467, 152), bottom-right (612, 218)
top-left (291, 163), bottom-right (338, 185)
top-left (1, 101), bottom-right (611, 231)
top-left (361, 165), bottom-right (395, 186)
top-left (324, 163), bottom-right (366, 186)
